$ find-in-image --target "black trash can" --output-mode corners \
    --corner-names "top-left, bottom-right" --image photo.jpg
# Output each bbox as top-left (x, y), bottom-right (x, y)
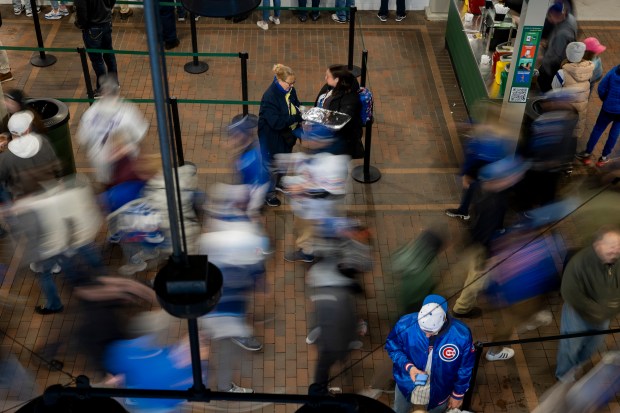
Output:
top-left (26, 98), bottom-right (76, 177)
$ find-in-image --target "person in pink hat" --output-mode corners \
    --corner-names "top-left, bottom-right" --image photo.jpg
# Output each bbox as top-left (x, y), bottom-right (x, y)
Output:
top-left (583, 37), bottom-right (607, 95)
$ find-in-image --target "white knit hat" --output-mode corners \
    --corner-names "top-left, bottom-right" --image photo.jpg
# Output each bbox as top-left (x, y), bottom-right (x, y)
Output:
top-left (566, 42), bottom-right (586, 63)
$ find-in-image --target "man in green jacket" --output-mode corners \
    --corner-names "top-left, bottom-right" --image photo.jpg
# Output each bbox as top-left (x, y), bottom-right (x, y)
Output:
top-left (556, 225), bottom-right (620, 382)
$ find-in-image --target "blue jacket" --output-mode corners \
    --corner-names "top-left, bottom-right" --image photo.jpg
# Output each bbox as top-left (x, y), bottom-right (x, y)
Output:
top-left (598, 65), bottom-right (620, 114)
top-left (258, 80), bottom-right (302, 160)
top-left (385, 313), bottom-right (475, 409)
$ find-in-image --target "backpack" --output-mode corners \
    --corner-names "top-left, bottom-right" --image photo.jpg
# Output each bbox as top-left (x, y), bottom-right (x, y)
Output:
top-left (358, 87), bottom-right (373, 126)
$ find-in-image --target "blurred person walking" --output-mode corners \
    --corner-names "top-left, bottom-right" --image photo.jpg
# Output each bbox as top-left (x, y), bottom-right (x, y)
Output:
top-left (74, 0), bottom-right (118, 95)
top-left (551, 42), bottom-right (594, 139)
top-left (0, 40), bottom-right (13, 84)
top-left (0, 111), bottom-right (63, 314)
top-left (451, 157), bottom-right (529, 322)
top-left (556, 225), bottom-right (620, 382)
top-left (575, 65), bottom-right (620, 167)
top-left (385, 294), bottom-right (475, 413)
top-left (199, 224), bottom-right (269, 393)
top-left (258, 63), bottom-right (303, 207)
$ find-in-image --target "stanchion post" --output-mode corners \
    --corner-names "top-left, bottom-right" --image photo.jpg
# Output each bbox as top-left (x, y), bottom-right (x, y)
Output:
top-left (184, 12), bottom-right (208, 74)
top-left (239, 52), bottom-right (249, 116)
top-left (346, 6), bottom-right (360, 78)
top-left (77, 47), bottom-right (95, 103)
top-left (462, 341), bottom-right (484, 411)
top-left (169, 97), bottom-right (185, 166)
top-left (29, 0), bottom-right (57, 67)
top-left (351, 117), bottom-right (381, 183)
top-left (360, 49), bottom-right (368, 88)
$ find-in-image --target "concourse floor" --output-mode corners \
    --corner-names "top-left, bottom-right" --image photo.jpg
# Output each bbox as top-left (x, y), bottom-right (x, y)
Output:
top-left (1, 6), bottom-right (620, 413)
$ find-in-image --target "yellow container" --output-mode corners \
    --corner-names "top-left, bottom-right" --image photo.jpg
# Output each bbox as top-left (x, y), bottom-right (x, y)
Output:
top-left (495, 55), bottom-right (512, 85)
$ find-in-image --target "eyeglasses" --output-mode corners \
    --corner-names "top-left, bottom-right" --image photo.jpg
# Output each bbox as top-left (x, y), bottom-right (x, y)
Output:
top-left (283, 80), bottom-right (296, 87)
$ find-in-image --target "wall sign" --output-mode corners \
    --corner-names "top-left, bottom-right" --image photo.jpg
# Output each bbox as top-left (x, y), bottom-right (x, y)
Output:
top-left (509, 26), bottom-right (542, 103)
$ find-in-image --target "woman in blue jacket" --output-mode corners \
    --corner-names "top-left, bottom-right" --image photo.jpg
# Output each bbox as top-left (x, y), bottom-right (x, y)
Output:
top-left (258, 64), bottom-right (303, 207)
top-left (576, 65), bottom-right (620, 167)
top-left (385, 295), bottom-right (475, 413)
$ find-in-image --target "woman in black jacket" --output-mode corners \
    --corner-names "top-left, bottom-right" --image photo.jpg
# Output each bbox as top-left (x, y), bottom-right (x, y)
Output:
top-left (258, 63), bottom-right (303, 207)
top-left (314, 65), bottom-right (363, 158)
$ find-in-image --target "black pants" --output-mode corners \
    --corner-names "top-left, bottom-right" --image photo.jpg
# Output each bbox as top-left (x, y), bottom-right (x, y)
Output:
top-left (82, 23), bottom-right (117, 89)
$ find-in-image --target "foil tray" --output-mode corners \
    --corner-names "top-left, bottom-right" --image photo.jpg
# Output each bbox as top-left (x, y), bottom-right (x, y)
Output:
top-left (302, 107), bottom-right (352, 131)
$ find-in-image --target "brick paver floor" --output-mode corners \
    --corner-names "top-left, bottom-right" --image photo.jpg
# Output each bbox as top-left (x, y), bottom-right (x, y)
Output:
top-left (1, 6), bottom-right (620, 413)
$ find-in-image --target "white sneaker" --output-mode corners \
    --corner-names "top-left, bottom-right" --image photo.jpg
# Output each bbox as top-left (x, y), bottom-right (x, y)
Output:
top-left (30, 263), bottom-right (62, 274)
top-left (306, 327), bottom-right (321, 344)
top-left (44, 9), bottom-right (62, 19)
top-left (194, 15), bottom-right (200, 21)
top-left (228, 382), bottom-right (254, 393)
top-left (525, 310), bottom-right (553, 331)
top-left (485, 347), bottom-right (515, 361)
top-left (269, 15), bottom-right (280, 25)
top-left (133, 249), bottom-right (159, 262)
top-left (118, 261), bottom-right (147, 276)
top-left (256, 20), bottom-right (268, 30)
top-left (358, 388), bottom-right (382, 400)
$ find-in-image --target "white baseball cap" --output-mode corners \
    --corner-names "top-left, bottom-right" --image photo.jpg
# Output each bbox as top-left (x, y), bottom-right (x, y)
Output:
top-left (8, 111), bottom-right (34, 136)
top-left (418, 303), bottom-right (447, 334)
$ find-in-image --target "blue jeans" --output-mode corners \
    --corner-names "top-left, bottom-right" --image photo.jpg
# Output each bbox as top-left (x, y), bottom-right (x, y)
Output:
top-left (36, 257), bottom-right (63, 310)
top-left (262, 0), bottom-right (281, 21)
top-left (298, 0), bottom-right (320, 18)
top-left (81, 22), bottom-right (118, 89)
top-left (50, 0), bottom-right (66, 9)
top-left (60, 243), bottom-right (106, 287)
top-left (335, 0), bottom-right (354, 21)
top-left (555, 303), bottom-right (610, 381)
top-left (585, 109), bottom-right (620, 157)
top-left (160, 5), bottom-right (178, 43)
top-left (379, 0), bottom-right (405, 16)
top-left (394, 388), bottom-right (448, 413)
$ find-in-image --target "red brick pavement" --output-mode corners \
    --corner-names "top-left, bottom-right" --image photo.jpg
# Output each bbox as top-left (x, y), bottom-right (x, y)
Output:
top-left (1, 6), bottom-right (620, 413)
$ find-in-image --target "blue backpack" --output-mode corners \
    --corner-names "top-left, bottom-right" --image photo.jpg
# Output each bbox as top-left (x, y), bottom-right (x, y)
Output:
top-left (359, 87), bottom-right (373, 126)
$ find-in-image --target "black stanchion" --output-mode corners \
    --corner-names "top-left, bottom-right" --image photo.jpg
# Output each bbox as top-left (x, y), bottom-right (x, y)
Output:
top-left (351, 118), bottom-right (381, 183)
top-left (360, 49), bottom-right (368, 87)
top-left (184, 12), bottom-right (208, 74)
top-left (462, 341), bottom-right (484, 411)
top-left (352, 49), bottom-right (380, 184)
top-left (345, 6), bottom-right (361, 78)
top-left (169, 97), bottom-right (185, 166)
top-left (239, 52), bottom-right (249, 116)
top-left (29, 0), bottom-right (57, 67)
top-left (77, 47), bottom-right (95, 103)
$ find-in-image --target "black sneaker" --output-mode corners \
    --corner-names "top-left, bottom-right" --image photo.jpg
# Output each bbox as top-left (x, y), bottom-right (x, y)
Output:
top-left (265, 197), bottom-right (281, 207)
top-left (575, 150), bottom-right (592, 165)
top-left (284, 249), bottom-right (315, 263)
top-left (395, 13), bottom-right (407, 21)
top-left (230, 336), bottom-right (263, 351)
top-left (445, 208), bottom-right (470, 220)
top-left (377, 13), bottom-right (387, 22)
top-left (452, 307), bottom-right (482, 319)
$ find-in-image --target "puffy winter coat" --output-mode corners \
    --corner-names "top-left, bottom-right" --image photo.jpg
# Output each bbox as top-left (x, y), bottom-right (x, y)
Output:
top-left (562, 60), bottom-right (594, 137)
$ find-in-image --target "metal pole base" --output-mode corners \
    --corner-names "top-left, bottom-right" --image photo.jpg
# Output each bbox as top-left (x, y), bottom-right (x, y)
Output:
top-left (30, 54), bottom-right (57, 67)
top-left (352, 165), bottom-right (381, 183)
top-left (184, 61), bottom-right (209, 74)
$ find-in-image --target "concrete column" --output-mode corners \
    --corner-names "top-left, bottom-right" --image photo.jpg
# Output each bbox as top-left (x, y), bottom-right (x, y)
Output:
top-left (425, 0), bottom-right (449, 20)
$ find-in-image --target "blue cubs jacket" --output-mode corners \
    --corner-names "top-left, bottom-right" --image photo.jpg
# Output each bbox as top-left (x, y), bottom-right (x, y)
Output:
top-left (385, 313), bottom-right (476, 409)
